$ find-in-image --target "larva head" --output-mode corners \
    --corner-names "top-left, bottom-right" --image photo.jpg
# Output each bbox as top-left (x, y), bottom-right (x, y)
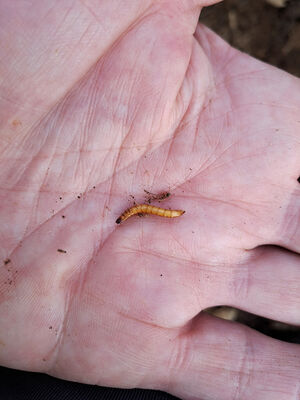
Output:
top-left (115, 217), bottom-right (122, 224)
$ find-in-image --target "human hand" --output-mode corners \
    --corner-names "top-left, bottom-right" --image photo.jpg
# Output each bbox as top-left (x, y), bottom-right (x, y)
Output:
top-left (0, 1), bottom-right (299, 399)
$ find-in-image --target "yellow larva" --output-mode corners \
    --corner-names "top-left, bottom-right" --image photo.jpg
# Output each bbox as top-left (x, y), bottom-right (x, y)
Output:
top-left (116, 204), bottom-right (185, 224)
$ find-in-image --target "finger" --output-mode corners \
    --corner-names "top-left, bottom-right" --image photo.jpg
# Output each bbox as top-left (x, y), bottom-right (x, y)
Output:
top-left (156, 314), bottom-right (300, 400)
top-left (223, 246), bottom-right (300, 326)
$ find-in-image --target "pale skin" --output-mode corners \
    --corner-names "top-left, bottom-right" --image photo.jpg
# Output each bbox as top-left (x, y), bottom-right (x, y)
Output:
top-left (0, 0), bottom-right (300, 399)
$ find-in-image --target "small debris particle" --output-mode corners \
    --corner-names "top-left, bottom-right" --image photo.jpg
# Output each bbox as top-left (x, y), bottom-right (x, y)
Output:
top-left (12, 119), bottom-right (22, 127)
top-left (77, 195), bottom-right (81, 199)
top-left (189, 168), bottom-right (192, 171)
top-left (57, 249), bottom-right (67, 254)
top-left (42, 358), bottom-right (46, 362)
top-left (59, 197), bottom-right (62, 200)
top-left (93, 186), bottom-right (96, 189)
top-left (62, 215), bottom-right (65, 218)
top-left (49, 326), bottom-right (52, 330)
top-left (4, 258), bottom-right (11, 265)
top-left (144, 190), bottom-right (170, 202)
top-left (160, 274), bottom-right (163, 277)
top-left (297, 176), bottom-right (300, 184)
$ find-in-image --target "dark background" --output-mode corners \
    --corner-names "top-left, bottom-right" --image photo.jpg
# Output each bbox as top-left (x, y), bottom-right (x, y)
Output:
top-left (1, 1), bottom-right (299, 399)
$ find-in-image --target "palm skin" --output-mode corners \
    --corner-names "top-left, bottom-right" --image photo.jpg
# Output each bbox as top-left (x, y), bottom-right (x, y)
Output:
top-left (0, 1), bottom-right (300, 399)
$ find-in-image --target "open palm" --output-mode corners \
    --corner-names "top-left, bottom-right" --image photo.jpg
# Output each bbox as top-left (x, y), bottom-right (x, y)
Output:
top-left (1, 1), bottom-right (299, 399)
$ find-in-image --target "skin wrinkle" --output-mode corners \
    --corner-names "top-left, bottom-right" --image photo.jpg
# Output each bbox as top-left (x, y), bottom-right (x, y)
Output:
top-left (116, 306), bottom-right (171, 331)
top-left (167, 333), bottom-right (191, 379)
top-left (214, 67), bottom-right (274, 89)
top-left (197, 147), bottom-right (267, 178)
top-left (2, 126), bottom-right (47, 190)
top-left (200, 102), bottom-right (299, 130)
top-left (195, 139), bottom-right (238, 176)
top-left (4, 172), bottom-right (47, 255)
top-left (177, 46), bottom-right (212, 126)
top-left (80, 70), bottom-right (98, 148)
top-left (170, 232), bottom-right (193, 262)
top-left (191, 99), bottom-right (212, 152)
top-left (217, 44), bottom-right (238, 78)
top-left (280, 199), bottom-right (300, 250)
top-left (52, 4), bottom-right (74, 43)
top-left (140, 13), bottom-right (193, 131)
top-left (76, 18), bottom-right (97, 50)
top-left (98, 174), bottom-right (115, 250)
top-left (155, 38), bottom-right (190, 134)
top-left (173, 92), bottom-right (193, 138)
top-left (26, 180), bottom-right (47, 239)
top-left (191, 191), bottom-right (260, 219)
top-left (13, 104), bottom-right (66, 191)
top-left (232, 329), bottom-right (254, 400)
top-left (47, 273), bottom-right (82, 374)
top-left (116, 246), bottom-right (239, 275)
top-left (231, 261), bottom-right (251, 302)
top-left (174, 71), bottom-right (193, 126)
top-left (79, 0), bottom-right (108, 26)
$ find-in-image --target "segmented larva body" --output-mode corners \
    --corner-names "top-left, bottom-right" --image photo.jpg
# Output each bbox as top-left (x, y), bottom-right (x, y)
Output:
top-left (116, 204), bottom-right (185, 224)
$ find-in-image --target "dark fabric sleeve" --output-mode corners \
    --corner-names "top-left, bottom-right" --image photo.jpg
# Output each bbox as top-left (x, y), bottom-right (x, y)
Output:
top-left (0, 367), bottom-right (180, 400)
